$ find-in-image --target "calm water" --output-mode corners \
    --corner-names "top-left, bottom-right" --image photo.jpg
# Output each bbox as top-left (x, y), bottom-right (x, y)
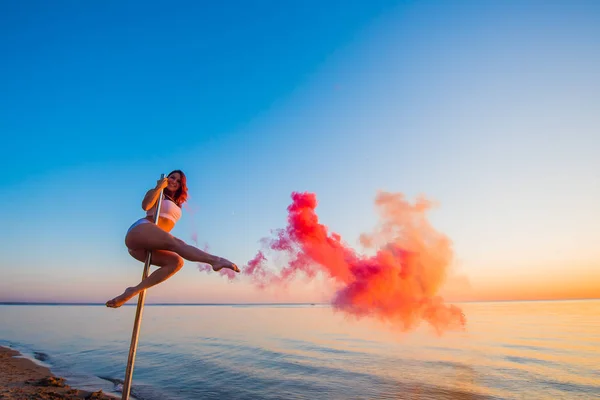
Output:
top-left (1, 301), bottom-right (599, 399)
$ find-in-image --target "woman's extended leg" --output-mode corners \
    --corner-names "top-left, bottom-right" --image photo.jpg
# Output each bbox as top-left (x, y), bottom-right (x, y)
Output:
top-left (106, 249), bottom-right (184, 308)
top-left (125, 222), bottom-right (239, 272)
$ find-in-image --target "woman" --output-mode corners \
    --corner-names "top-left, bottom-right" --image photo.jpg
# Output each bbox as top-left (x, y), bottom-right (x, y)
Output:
top-left (106, 170), bottom-right (239, 308)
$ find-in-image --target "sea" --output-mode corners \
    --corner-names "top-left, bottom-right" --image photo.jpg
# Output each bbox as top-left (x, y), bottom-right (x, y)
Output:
top-left (0, 300), bottom-right (598, 400)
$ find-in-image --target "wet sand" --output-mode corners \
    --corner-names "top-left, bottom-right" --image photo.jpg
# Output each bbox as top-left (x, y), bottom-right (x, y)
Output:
top-left (0, 346), bottom-right (116, 399)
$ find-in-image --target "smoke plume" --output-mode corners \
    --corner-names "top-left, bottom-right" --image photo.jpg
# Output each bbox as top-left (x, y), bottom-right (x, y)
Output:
top-left (239, 191), bottom-right (466, 333)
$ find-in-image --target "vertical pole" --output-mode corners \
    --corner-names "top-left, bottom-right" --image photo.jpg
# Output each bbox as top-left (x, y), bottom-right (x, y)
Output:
top-left (121, 173), bottom-right (165, 400)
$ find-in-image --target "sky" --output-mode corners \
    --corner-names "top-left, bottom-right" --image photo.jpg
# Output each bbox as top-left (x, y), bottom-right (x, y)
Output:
top-left (1, 0), bottom-right (599, 304)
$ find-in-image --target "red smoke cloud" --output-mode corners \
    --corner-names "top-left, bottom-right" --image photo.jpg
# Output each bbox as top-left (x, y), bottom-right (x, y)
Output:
top-left (194, 191), bottom-right (466, 333)
top-left (239, 191), bottom-right (466, 333)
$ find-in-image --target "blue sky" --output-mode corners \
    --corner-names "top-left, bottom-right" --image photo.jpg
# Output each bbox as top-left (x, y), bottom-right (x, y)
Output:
top-left (1, 0), bottom-right (599, 303)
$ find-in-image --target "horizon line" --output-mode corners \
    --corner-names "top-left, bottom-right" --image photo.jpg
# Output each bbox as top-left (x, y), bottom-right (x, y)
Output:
top-left (1, 298), bottom-right (599, 306)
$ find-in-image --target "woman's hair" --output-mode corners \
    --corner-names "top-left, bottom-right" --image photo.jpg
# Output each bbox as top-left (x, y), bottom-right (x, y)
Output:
top-left (166, 169), bottom-right (188, 207)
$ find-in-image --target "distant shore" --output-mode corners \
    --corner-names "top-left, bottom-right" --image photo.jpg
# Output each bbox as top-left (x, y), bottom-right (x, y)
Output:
top-left (0, 346), bottom-right (116, 400)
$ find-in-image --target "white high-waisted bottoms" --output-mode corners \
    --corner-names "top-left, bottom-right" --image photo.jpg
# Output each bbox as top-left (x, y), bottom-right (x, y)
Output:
top-left (127, 218), bottom-right (151, 234)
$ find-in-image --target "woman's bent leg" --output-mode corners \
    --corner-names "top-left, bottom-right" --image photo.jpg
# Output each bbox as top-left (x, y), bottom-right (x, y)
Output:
top-left (106, 249), bottom-right (184, 308)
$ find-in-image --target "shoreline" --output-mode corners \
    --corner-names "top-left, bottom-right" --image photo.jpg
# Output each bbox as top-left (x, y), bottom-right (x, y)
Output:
top-left (0, 346), bottom-right (117, 400)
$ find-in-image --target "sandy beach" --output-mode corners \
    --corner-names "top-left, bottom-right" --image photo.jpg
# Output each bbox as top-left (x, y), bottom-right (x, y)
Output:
top-left (0, 346), bottom-right (116, 400)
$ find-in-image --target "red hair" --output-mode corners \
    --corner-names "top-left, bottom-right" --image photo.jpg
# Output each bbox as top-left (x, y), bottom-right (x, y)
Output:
top-left (166, 170), bottom-right (188, 207)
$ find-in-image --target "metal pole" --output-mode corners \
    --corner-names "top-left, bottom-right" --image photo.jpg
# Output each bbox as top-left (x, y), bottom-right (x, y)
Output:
top-left (121, 173), bottom-right (165, 400)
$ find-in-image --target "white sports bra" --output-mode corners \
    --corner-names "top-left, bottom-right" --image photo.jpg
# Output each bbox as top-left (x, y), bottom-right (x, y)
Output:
top-left (146, 195), bottom-right (182, 223)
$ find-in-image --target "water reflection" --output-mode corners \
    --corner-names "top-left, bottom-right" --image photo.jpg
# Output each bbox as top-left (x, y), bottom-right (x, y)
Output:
top-left (0, 300), bottom-right (598, 399)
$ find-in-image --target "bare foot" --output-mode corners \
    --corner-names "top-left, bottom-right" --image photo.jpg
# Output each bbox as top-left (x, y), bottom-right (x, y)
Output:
top-left (212, 257), bottom-right (240, 273)
top-left (105, 287), bottom-right (138, 308)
